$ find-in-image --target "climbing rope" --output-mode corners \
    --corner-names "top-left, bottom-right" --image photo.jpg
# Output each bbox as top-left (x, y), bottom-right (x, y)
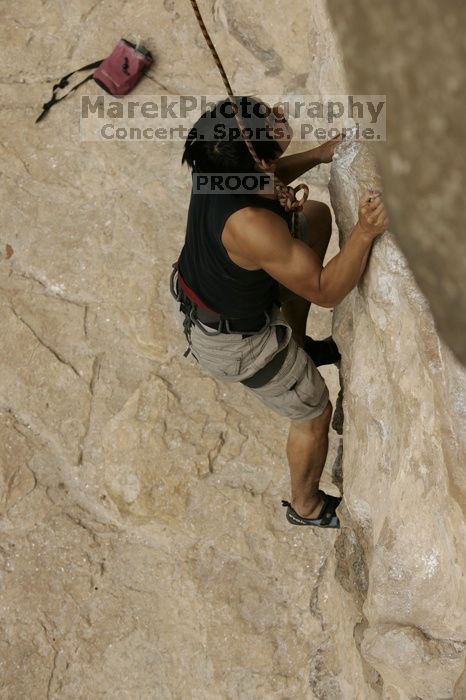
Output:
top-left (188, 0), bottom-right (308, 238)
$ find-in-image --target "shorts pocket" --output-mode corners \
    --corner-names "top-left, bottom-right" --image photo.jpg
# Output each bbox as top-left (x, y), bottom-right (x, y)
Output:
top-left (190, 345), bottom-right (243, 379)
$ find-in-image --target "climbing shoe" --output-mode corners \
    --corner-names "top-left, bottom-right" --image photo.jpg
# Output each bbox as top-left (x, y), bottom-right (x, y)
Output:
top-left (304, 335), bottom-right (341, 367)
top-left (281, 490), bottom-right (342, 528)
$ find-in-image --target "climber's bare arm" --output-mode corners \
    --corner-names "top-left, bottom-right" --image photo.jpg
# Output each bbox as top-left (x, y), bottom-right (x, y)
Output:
top-left (228, 208), bottom-right (331, 307)
top-left (319, 191), bottom-right (389, 303)
top-left (228, 192), bottom-right (389, 308)
top-left (274, 134), bottom-right (342, 186)
top-left (274, 148), bottom-right (322, 187)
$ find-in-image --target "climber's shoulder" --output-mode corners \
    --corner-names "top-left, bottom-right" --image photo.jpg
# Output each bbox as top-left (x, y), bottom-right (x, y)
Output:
top-left (225, 205), bottom-right (291, 258)
top-left (225, 206), bottom-right (327, 306)
top-left (222, 206), bottom-right (289, 271)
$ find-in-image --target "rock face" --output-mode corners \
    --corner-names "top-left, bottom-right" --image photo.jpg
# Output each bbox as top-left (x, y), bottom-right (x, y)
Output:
top-left (329, 140), bottom-right (466, 698)
top-left (0, 1), bottom-right (350, 698)
top-left (324, 0), bottom-right (466, 368)
top-left (1, 0), bottom-right (465, 698)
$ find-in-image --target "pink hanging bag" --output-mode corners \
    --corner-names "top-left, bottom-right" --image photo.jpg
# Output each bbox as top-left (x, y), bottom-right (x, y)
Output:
top-left (93, 39), bottom-right (153, 95)
top-left (35, 38), bottom-right (154, 123)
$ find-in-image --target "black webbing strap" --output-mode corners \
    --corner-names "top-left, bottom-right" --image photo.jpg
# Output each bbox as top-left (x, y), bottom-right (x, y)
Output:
top-left (35, 60), bottom-right (104, 123)
top-left (240, 326), bottom-right (289, 389)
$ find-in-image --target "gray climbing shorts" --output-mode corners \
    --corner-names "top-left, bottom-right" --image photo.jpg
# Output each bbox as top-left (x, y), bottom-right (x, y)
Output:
top-left (175, 303), bottom-right (330, 422)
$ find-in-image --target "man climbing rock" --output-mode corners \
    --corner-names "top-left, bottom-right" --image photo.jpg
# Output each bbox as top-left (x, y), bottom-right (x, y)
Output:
top-left (169, 96), bottom-right (388, 529)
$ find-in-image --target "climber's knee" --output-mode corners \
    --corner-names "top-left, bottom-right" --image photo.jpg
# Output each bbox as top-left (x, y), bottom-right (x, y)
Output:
top-left (302, 200), bottom-right (332, 233)
top-left (290, 399), bottom-right (333, 433)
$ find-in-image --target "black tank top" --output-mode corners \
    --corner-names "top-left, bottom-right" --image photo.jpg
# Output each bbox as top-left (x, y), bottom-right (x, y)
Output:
top-left (178, 183), bottom-right (293, 318)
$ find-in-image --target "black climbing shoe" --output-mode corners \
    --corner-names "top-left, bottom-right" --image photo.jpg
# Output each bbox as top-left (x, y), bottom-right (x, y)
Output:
top-left (281, 490), bottom-right (342, 528)
top-left (304, 335), bottom-right (341, 367)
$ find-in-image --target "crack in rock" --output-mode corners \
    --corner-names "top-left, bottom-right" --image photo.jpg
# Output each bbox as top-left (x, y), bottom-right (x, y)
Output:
top-left (8, 268), bottom-right (88, 307)
top-left (213, 2), bottom-right (284, 76)
top-left (8, 301), bottom-right (83, 380)
top-left (78, 353), bottom-right (104, 466)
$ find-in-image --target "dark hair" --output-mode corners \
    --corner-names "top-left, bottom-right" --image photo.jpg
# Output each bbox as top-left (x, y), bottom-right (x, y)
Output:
top-left (181, 96), bottom-right (282, 174)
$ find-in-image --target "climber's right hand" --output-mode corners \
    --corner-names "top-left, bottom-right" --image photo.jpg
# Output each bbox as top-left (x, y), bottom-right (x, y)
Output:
top-left (357, 189), bottom-right (389, 239)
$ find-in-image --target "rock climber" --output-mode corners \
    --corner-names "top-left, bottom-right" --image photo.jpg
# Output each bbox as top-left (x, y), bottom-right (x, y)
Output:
top-left (169, 95), bottom-right (389, 529)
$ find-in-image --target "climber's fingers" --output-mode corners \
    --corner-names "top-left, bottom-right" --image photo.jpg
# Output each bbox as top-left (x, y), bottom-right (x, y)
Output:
top-left (358, 190), bottom-right (389, 236)
top-left (360, 190), bottom-right (372, 205)
top-left (318, 132), bottom-right (343, 163)
top-left (372, 203), bottom-right (389, 231)
top-left (360, 195), bottom-right (384, 221)
top-left (376, 210), bottom-right (390, 230)
top-left (359, 189), bottom-right (381, 209)
top-left (365, 199), bottom-right (385, 221)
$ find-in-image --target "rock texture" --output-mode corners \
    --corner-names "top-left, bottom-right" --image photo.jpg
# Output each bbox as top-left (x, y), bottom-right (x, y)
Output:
top-left (329, 140), bottom-right (466, 699)
top-left (0, 1), bottom-right (351, 698)
top-left (324, 0), bottom-right (466, 367)
top-left (1, 0), bottom-right (465, 698)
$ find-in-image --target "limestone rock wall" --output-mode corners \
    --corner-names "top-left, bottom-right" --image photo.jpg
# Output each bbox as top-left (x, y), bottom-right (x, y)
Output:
top-left (324, 0), bottom-right (466, 367)
top-left (328, 140), bottom-right (466, 699)
top-left (1, 0), bottom-right (465, 698)
top-left (0, 1), bottom-right (356, 698)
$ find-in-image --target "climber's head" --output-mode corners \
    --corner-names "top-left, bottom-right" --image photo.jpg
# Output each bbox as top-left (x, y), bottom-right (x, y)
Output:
top-left (181, 96), bottom-right (292, 174)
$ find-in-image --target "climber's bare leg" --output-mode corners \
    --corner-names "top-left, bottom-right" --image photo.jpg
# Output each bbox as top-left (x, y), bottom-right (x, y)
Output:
top-left (286, 399), bottom-right (333, 518)
top-left (280, 200), bottom-right (332, 347)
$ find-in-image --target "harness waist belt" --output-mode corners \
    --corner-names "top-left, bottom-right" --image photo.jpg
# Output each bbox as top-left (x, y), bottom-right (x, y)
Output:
top-left (174, 261), bottom-right (277, 332)
top-left (176, 267), bottom-right (220, 316)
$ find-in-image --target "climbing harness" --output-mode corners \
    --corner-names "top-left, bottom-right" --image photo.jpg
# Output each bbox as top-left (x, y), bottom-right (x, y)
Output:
top-left (188, 0), bottom-right (308, 239)
top-left (170, 261), bottom-right (277, 356)
top-left (170, 260), bottom-right (291, 388)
